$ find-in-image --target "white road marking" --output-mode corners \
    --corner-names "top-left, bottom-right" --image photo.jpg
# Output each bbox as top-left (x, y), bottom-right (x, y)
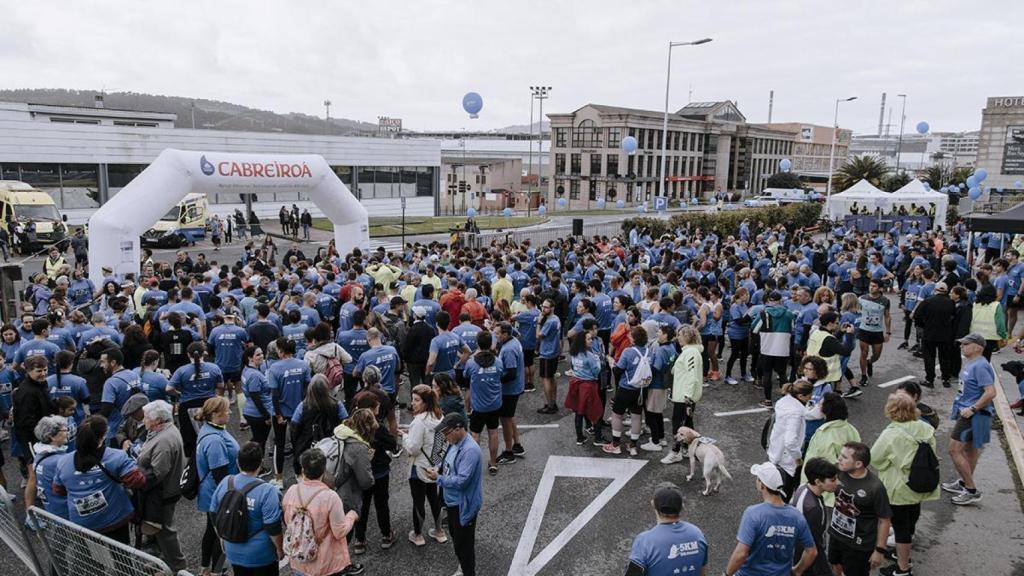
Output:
top-left (508, 456), bottom-right (646, 576)
top-left (714, 407), bottom-right (769, 417)
top-left (516, 424), bottom-right (561, 429)
top-left (878, 375), bottom-right (916, 388)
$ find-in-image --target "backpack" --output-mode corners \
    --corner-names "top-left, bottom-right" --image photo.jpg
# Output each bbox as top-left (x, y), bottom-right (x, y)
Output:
top-left (320, 350), bottom-right (345, 390)
top-left (383, 313), bottom-right (408, 349)
top-left (900, 428), bottom-right (940, 493)
top-left (627, 347), bottom-right (653, 388)
top-left (295, 408), bottom-right (342, 462)
top-left (180, 433), bottom-right (214, 500)
top-left (312, 434), bottom-right (346, 487)
top-left (214, 476), bottom-right (264, 543)
top-left (283, 486), bottom-right (328, 562)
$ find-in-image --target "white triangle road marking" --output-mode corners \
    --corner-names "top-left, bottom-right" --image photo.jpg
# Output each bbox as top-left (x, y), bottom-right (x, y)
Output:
top-left (508, 456), bottom-right (647, 576)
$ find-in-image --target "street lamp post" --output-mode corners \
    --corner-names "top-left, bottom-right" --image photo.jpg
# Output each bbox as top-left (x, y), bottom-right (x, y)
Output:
top-left (323, 100), bottom-right (332, 135)
top-left (531, 86), bottom-right (551, 211)
top-left (660, 38), bottom-right (711, 199)
top-left (895, 93), bottom-right (907, 173)
top-left (527, 90), bottom-right (536, 216)
top-left (825, 96), bottom-right (857, 217)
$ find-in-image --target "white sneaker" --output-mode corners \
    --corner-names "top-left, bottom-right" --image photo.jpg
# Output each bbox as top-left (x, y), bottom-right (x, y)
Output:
top-left (639, 441), bottom-right (663, 452)
top-left (725, 377), bottom-right (738, 385)
top-left (660, 451), bottom-right (684, 464)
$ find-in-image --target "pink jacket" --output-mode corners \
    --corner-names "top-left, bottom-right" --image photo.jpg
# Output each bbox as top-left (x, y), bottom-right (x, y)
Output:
top-left (282, 479), bottom-right (358, 576)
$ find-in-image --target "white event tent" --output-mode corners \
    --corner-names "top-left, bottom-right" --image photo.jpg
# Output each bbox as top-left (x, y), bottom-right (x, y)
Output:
top-left (827, 178), bottom-right (947, 228)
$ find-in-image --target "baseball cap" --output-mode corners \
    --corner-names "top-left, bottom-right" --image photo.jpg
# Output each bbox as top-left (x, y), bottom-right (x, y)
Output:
top-left (750, 462), bottom-right (784, 492)
top-left (957, 333), bottom-right (986, 347)
top-left (412, 306), bottom-right (427, 319)
top-left (934, 282), bottom-right (949, 293)
top-left (436, 412), bottom-right (468, 434)
top-left (652, 482), bottom-right (684, 515)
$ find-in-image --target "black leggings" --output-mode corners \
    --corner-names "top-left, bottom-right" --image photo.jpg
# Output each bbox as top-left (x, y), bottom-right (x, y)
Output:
top-left (760, 355), bottom-right (788, 402)
top-left (273, 418), bottom-right (288, 475)
top-left (178, 397), bottom-right (206, 458)
top-left (726, 337), bottom-right (750, 378)
top-left (669, 401), bottom-right (695, 452)
top-left (574, 414), bottom-right (605, 441)
top-left (355, 474), bottom-right (392, 541)
top-left (409, 473), bottom-right (442, 536)
top-left (202, 512), bottom-right (224, 571)
top-left (245, 415), bottom-right (272, 453)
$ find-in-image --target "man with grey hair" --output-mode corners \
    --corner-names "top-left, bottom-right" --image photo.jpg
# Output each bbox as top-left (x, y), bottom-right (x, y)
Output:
top-left (136, 400), bottom-right (186, 572)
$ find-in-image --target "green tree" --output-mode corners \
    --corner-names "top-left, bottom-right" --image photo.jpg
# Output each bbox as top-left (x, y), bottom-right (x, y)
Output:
top-left (833, 155), bottom-right (889, 191)
top-left (881, 172), bottom-right (911, 192)
top-left (765, 171), bottom-right (802, 189)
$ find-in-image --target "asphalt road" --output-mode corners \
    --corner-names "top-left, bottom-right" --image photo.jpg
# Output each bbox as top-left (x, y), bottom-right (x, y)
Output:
top-left (0, 299), bottom-right (1021, 576)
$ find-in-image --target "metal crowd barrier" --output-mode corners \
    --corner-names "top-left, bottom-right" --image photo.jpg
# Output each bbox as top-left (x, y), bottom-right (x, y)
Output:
top-left (468, 221), bottom-right (625, 249)
top-left (0, 486), bottom-right (193, 576)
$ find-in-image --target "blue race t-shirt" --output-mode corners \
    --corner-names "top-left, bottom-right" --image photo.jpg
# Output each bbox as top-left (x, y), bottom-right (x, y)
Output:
top-left (953, 356), bottom-right (996, 416)
top-left (210, 474), bottom-right (282, 568)
top-left (101, 368), bottom-right (141, 441)
top-left (629, 521), bottom-right (708, 576)
top-left (196, 424), bottom-right (240, 513)
top-left (32, 448), bottom-right (69, 518)
top-left (498, 337), bottom-right (525, 395)
top-left (46, 373), bottom-right (90, 422)
top-left (168, 362), bottom-right (224, 404)
top-left (515, 309), bottom-right (540, 350)
top-left (353, 346), bottom-right (400, 394)
top-left (266, 358), bottom-right (311, 418)
top-left (430, 332), bottom-right (465, 376)
top-left (207, 324), bottom-right (249, 372)
top-left (14, 339), bottom-right (61, 374)
top-left (465, 354), bottom-right (504, 413)
top-left (135, 369), bottom-right (171, 402)
top-left (735, 502), bottom-right (815, 576)
top-left (336, 328), bottom-right (370, 375)
top-left (538, 316), bottom-right (561, 359)
top-left (241, 367), bottom-right (275, 419)
top-left (616, 346), bottom-right (647, 391)
top-left (53, 448), bottom-right (138, 531)
top-left (282, 323), bottom-right (308, 357)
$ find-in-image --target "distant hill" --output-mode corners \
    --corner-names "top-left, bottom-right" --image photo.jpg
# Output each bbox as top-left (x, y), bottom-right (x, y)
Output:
top-left (0, 88), bottom-right (379, 136)
top-left (494, 120), bottom-right (549, 134)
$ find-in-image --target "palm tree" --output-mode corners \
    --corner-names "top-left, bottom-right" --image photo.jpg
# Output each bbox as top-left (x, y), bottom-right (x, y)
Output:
top-left (881, 172), bottom-right (911, 192)
top-left (833, 155), bottom-right (889, 191)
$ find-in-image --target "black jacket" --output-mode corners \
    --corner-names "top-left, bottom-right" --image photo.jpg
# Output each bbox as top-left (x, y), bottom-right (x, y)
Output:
top-left (402, 320), bottom-right (437, 365)
top-left (915, 294), bottom-right (956, 342)
top-left (12, 377), bottom-right (53, 445)
top-left (953, 299), bottom-right (973, 340)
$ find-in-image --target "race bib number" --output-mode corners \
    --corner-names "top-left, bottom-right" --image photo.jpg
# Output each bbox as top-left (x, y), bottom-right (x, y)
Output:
top-left (830, 508), bottom-right (855, 540)
top-left (73, 491), bottom-right (108, 516)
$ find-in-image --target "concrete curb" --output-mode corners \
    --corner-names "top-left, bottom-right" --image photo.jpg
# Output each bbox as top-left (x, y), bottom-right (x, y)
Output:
top-left (994, 376), bottom-right (1024, 487)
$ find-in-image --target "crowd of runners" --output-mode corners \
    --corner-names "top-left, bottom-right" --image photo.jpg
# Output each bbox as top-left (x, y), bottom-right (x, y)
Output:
top-left (0, 209), bottom-right (1013, 576)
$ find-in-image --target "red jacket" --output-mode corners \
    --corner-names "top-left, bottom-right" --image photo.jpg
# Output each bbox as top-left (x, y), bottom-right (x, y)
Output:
top-left (440, 290), bottom-right (465, 330)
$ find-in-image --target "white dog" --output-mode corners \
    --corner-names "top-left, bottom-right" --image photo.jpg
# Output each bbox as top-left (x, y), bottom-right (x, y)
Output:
top-left (674, 426), bottom-right (733, 496)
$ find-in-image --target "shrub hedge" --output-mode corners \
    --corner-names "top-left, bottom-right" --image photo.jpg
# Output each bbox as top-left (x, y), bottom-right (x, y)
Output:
top-left (622, 202), bottom-right (823, 237)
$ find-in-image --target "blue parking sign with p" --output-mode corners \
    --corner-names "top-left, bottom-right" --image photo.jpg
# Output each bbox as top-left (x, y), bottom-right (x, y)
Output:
top-left (654, 196), bottom-right (668, 212)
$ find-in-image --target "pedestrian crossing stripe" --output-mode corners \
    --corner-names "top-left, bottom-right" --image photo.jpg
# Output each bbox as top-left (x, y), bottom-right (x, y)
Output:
top-left (508, 456), bottom-right (647, 576)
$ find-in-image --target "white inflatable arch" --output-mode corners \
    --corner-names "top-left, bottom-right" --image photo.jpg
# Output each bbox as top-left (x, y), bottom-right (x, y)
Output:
top-left (88, 149), bottom-right (369, 281)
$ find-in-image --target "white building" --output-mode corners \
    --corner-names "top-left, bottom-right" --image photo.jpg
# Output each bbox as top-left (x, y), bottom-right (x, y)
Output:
top-left (0, 100), bottom-right (442, 222)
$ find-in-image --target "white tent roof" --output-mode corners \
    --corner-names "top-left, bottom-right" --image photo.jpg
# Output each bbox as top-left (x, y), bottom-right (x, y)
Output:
top-left (831, 179), bottom-right (886, 200)
top-left (828, 178), bottom-right (948, 228)
top-left (893, 178), bottom-right (948, 200)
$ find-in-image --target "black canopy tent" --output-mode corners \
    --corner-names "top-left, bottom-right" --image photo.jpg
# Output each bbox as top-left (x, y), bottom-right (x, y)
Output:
top-left (967, 202), bottom-right (1024, 234)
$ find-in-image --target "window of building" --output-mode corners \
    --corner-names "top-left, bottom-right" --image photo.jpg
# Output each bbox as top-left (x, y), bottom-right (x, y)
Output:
top-left (48, 117), bottom-right (100, 125)
top-left (647, 130), bottom-right (655, 150)
top-left (575, 119), bottom-right (599, 148)
top-left (112, 120), bottom-right (158, 127)
top-left (607, 154), bottom-right (619, 177)
top-left (638, 129), bottom-right (646, 148)
top-left (608, 127), bottom-right (621, 148)
top-left (627, 155), bottom-right (635, 177)
top-left (589, 180), bottom-right (599, 201)
top-left (570, 153), bottom-right (581, 175)
top-left (570, 180), bottom-right (580, 199)
top-left (555, 153), bottom-right (566, 175)
top-left (636, 155), bottom-right (644, 177)
top-left (589, 154), bottom-right (602, 176)
top-left (555, 128), bottom-right (568, 147)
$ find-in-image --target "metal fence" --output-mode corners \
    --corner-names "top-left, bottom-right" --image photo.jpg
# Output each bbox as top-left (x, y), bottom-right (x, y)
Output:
top-left (0, 486), bottom-right (192, 576)
top-left (468, 220), bottom-right (626, 249)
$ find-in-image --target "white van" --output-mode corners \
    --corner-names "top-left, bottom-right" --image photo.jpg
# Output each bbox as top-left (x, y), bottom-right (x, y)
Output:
top-left (763, 188), bottom-right (811, 203)
top-left (141, 193), bottom-right (209, 247)
top-left (0, 180), bottom-right (70, 247)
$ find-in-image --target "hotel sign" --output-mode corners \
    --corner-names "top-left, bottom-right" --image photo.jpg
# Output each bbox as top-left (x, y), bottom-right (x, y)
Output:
top-left (990, 97), bottom-right (1024, 108)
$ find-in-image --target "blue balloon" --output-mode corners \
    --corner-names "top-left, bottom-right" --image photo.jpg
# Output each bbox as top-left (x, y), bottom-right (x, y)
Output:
top-left (616, 199), bottom-right (626, 209)
top-left (467, 207), bottom-right (477, 218)
top-left (1016, 180), bottom-right (1024, 189)
top-left (959, 183), bottom-right (966, 189)
top-left (462, 92), bottom-right (483, 117)
top-left (596, 198), bottom-right (606, 209)
top-left (538, 204), bottom-right (547, 215)
top-left (621, 136), bottom-right (638, 154)
top-left (779, 158), bottom-right (792, 172)
top-left (916, 121), bottom-right (929, 134)
top-left (940, 186), bottom-right (949, 193)
top-left (637, 203), bottom-right (647, 214)
top-left (967, 175), bottom-right (977, 188)
top-left (975, 169), bottom-right (988, 181)
top-left (558, 197), bottom-right (567, 208)
top-left (922, 181), bottom-right (931, 189)
top-left (969, 187), bottom-right (981, 200)
top-left (502, 207), bottom-right (512, 217)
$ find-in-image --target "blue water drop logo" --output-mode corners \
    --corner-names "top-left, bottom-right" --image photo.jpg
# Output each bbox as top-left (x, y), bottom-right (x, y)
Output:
top-left (200, 155), bottom-right (215, 176)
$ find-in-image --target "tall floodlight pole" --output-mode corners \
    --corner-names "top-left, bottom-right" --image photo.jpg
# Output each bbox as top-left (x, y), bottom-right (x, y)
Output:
top-left (323, 100), bottom-right (332, 135)
top-left (527, 90), bottom-right (536, 216)
top-left (531, 86), bottom-right (551, 209)
top-left (825, 96), bottom-right (858, 217)
top-left (660, 38), bottom-right (712, 198)
top-left (895, 93), bottom-right (907, 172)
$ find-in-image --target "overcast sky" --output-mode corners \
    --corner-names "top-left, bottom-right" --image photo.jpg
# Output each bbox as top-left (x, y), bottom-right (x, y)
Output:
top-left (2, 0), bottom-right (1020, 134)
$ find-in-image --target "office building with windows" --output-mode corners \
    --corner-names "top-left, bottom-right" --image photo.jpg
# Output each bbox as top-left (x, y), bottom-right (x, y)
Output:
top-left (975, 96), bottom-right (1024, 193)
top-left (758, 123), bottom-right (852, 190)
top-left (0, 100), bottom-right (442, 221)
top-left (545, 101), bottom-right (795, 208)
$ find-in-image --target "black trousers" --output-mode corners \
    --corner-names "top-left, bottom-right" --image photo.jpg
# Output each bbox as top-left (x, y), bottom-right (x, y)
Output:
top-left (272, 418), bottom-right (288, 475)
top-left (726, 337), bottom-right (749, 378)
top-left (921, 339), bottom-right (956, 383)
top-left (447, 506), bottom-right (477, 576)
top-left (669, 400), bottom-right (694, 451)
top-left (178, 397), bottom-right (206, 458)
top-left (760, 355), bottom-right (788, 402)
top-left (354, 473), bottom-right (392, 540)
top-left (232, 563), bottom-right (279, 576)
top-left (245, 415), bottom-right (272, 453)
top-left (409, 474), bottom-right (442, 535)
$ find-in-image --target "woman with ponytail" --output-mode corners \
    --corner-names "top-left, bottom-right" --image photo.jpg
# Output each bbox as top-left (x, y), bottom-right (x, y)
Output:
top-left (194, 396), bottom-right (238, 576)
top-left (52, 415), bottom-right (145, 544)
top-left (166, 342), bottom-right (223, 457)
top-left (241, 346), bottom-right (274, 453)
top-left (135, 349), bottom-right (170, 402)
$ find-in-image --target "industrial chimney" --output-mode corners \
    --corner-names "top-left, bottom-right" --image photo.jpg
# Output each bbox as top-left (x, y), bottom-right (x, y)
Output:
top-left (878, 93), bottom-right (886, 136)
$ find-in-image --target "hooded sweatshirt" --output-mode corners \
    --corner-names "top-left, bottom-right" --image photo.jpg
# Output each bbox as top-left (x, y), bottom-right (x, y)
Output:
top-left (768, 394), bottom-right (806, 476)
top-left (801, 419), bottom-right (861, 507)
top-left (754, 304), bottom-right (794, 357)
top-left (465, 349), bottom-right (504, 413)
top-left (871, 419), bottom-right (941, 505)
top-left (331, 424), bottom-right (374, 513)
top-left (670, 344), bottom-right (704, 404)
